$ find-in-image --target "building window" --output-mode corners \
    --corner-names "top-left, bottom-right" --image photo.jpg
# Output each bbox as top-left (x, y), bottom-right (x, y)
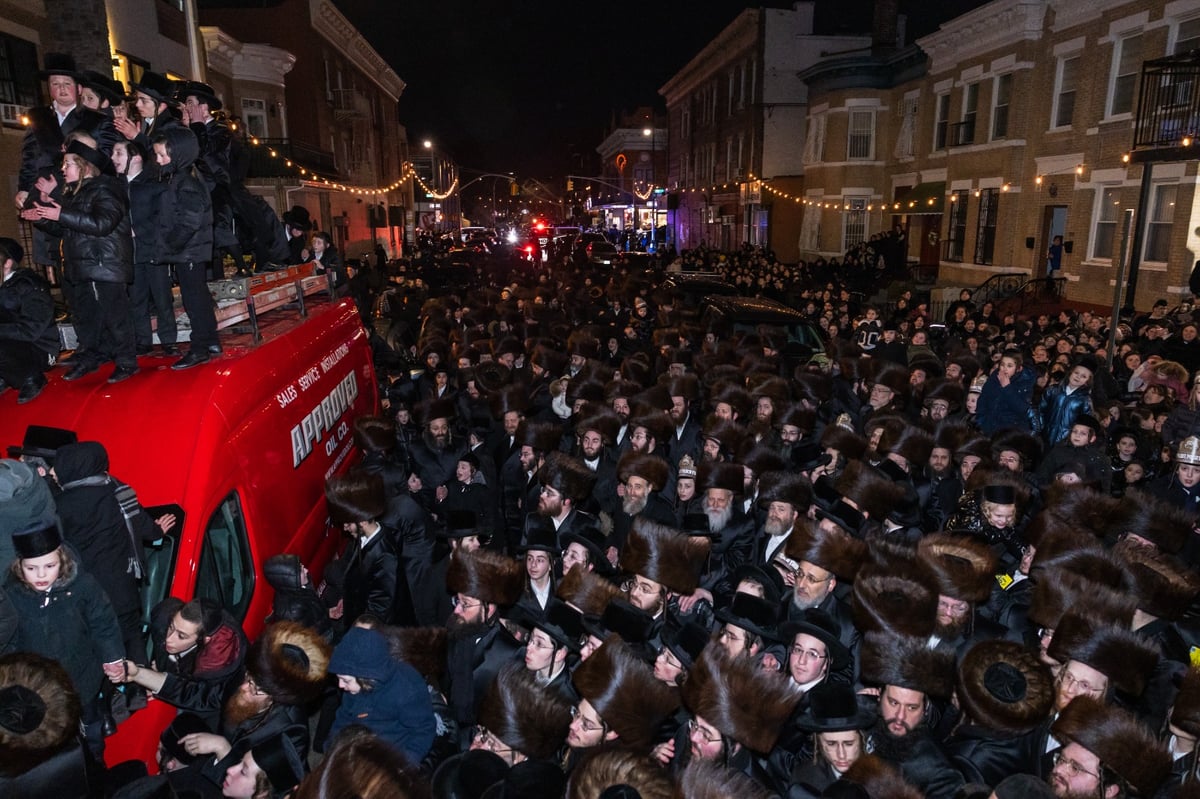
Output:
top-left (725, 136), bottom-right (735, 180)
top-left (843, 197), bottom-right (868, 250)
top-left (802, 113), bottom-right (826, 164)
top-left (974, 188), bottom-right (999, 265)
top-left (934, 93), bottom-right (950, 150)
top-left (681, 105), bottom-right (691, 139)
top-left (956, 82), bottom-right (978, 146)
top-left (1053, 55), bottom-right (1079, 129)
top-left (0, 33), bottom-right (37, 110)
top-left (728, 70), bottom-right (735, 115)
top-left (895, 95), bottom-right (919, 158)
top-left (1144, 184), bottom-right (1176, 262)
top-left (241, 98), bottom-right (268, 138)
top-left (945, 190), bottom-right (969, 261)
top-left (1109, 32), bottom-right (1143, 117)
top-left (1176, 17), bottom-right (1200, 54)
top-left (991, 74), bottom-right (1012, 140)
top-left (1092, 187), bottom-right (1122, 260)
top-left (848, 109), bottom-right (874, 160)
top-left (800, 201), bottom-right (821, 251)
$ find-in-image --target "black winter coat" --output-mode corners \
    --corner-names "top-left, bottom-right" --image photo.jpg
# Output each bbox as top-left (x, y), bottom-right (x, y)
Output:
top-left (340, 527), bottom-right (399, 626)
top-left (126, 168), bottom-right (165, 263)
top-left (6, 562), bottom-right (124, 704)
top-left (155, 126), bottom-right (213, 264)
top-left (0, 267), bottom-right (59, 358)
top-left (945, 723), bottom-right (1043, 788)
top-left (35, 175), bottom-right (132, 283)
top-left (54, 441), bottom-right (157, 622)
top-left (19, 105), bottom-right (116, 192)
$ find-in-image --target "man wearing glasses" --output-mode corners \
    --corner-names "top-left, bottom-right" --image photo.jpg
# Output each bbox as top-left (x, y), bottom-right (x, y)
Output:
top-left (521, 599), bottom-right (585, 703)
top-left (781, 519), bottom-right (864, 656)
top-left (1048, 697), bottom-right (1169, 799)
top-left (470, 664), bottom-right (571, 767)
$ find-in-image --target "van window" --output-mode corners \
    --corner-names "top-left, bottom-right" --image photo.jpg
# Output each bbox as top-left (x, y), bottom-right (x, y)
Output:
top-left (195, 491), bottom-right (255, 622)
top-left (140, 503), bottom-right (184, 638)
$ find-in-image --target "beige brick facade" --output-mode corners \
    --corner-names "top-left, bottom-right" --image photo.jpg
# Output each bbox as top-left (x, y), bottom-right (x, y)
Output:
top-left (801, 0), bottom-right (1200, 310)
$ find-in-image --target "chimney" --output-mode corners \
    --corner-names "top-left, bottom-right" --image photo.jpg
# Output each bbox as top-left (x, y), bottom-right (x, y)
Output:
top-left (873, 0), bottom-right (899, 52)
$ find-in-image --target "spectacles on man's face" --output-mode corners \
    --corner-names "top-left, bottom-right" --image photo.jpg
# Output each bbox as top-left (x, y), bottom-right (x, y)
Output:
top-left (452, 595), bottom-right (481, 611)
top-left (789, 645), bottom-right (828, 662)
top-left (1058, 667), bottom-right (1105, 696)
top-left (570, 704), bottom-right (605, 734)
top-left (687, 718), bottom-right (722, 744)
top-left (795, 569), bottom-right (832, 586)
top-left (622, 578), bottom-right (662, 597)
top-left (1053, 751), bottom-right (1100, 781)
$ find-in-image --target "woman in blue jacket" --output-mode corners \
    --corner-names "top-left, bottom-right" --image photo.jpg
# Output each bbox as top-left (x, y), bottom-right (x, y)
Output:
top-left (975, 352), bottom-right (1035, 434)
top-left (1037, 355), bottom-right (1096, 445)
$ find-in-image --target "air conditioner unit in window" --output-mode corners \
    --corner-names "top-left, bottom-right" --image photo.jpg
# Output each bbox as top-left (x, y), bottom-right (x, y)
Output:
top-left (0, 103), bottom-right (24, 126)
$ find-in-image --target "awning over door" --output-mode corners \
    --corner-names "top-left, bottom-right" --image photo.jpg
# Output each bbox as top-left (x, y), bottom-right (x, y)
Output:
top-left (895, 181), bottom-right (946, 215)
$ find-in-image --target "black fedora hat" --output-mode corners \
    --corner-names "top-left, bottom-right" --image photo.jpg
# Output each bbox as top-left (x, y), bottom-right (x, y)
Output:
top-left (130, 71), bottom-right (177, 106)
top-left (560, 519), bottom-right (610, 573)
top-left (65, 140), bottom-right (112, 176)
top-left (180, 80), bottom-right (222, 110)
top-left (38, 53), bottom-right (79, 81)
top-left (714, 592), bottom-right (780, 643)
top-left (78, 70), bottom-right (126, 105)
top-left (6, 425), bottom-right (77, 462)
top-left (662, 620), bottom-right (710, 671)
top-left (794, 681), bottom-right (878, 732)
top-left (779, 608), bottom-right (851, 672)
top-left (283, 205), bottom-right (313, 231)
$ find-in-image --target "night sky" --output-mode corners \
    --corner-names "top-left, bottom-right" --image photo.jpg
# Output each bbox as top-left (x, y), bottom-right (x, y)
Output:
top-left (333, 0), bottom-right (990, 182)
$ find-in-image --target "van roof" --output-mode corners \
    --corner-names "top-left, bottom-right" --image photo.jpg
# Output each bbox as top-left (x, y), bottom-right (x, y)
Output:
top-left (0, 298), bottom-right (368, 509)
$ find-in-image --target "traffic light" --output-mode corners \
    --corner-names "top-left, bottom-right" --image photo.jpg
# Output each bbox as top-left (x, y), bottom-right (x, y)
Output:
top-left (567, 178), bottom-right (574, 192)
top-left (510, 181), bottom-right (519, 196)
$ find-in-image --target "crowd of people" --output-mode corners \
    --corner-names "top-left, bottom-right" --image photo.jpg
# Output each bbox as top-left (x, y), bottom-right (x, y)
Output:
top-left (4, 217), bottom-right (1200, 799)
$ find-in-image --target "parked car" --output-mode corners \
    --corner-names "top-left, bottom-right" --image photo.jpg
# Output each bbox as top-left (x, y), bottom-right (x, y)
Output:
top-left (587, 241), bottom-right (620, 266)
top-left (699, 294), bottom-right (827, 370)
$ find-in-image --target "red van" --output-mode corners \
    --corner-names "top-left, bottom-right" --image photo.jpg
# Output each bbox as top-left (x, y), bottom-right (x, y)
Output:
top-left (0, 297), bottom-right (378, 766)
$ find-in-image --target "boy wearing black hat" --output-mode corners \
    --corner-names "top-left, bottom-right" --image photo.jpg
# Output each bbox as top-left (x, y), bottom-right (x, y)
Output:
top-left (0, 237), bottom-right (56, 402)
top-left (1034, 415), bottom-right (1110, 491)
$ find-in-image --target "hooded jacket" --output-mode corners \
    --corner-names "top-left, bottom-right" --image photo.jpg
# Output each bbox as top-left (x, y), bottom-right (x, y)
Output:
top-left (34, 173), bottom-right (133, 284)
top-left (0, 459), bottom-right (57, 569)
top-left (327, 627), bottom-right (436, 764)
top-left (53, 442), bottom-right (154, 621)
top-left (264, 554), bottom-right (332, 638)
top-left (155, 126), bottom-right (213, 264)
top-left (0, 267), bottom-right (59, 359)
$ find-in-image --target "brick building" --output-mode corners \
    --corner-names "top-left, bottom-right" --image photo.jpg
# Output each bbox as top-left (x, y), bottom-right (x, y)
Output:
top-left (800, 0), bottom-right (1200, 308)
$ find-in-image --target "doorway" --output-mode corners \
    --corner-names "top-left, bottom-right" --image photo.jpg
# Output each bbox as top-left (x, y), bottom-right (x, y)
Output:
top-left (1039, 205), bottom-right (1068, 278)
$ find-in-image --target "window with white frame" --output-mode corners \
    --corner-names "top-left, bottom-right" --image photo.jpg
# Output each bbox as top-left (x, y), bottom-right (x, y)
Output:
top-left (992, 74), bottom-right (1012, 139)
top-left (934, 93), bottom-right (950, 150)
top-left (1053, 55), bottom-right (1079, 129)
top-left (960, 82), bottom-right (979, 145)
top-left (1109, 32), bottom-right (1143, 117)
top-left (1144, 184), bottom-right (1176, 262)
top-left (1092, 187), bottom-right (1122, 260)
top-left (241, 98), bottom-right (268, 138)
top-left (802, 113), bottom-right (826, 164)
top-left (974, 188), bottom-right (999, 265)
top-left (945, 190), bottom-right (969, 261)
top-left (1176, 17), bottom-right (1200, 54)
top-left (843, 197), bottom-right (868, 250)
top-left (848, 109), bottom-right (874, 160)
top-left (895, 95), bottom-right (919, 158)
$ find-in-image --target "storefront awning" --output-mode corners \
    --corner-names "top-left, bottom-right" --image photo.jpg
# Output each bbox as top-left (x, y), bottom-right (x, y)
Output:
top-left (896, 181), bottom-right (945, 215)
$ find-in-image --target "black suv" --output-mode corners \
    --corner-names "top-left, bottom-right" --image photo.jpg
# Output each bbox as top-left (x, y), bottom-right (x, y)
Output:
top-left (699, 295), bottom-right (827, 368)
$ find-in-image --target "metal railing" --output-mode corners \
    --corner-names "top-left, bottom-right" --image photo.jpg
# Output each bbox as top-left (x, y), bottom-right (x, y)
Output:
top-left (1133, 50), bottom-right (1200, 152)
top-left (970, 272), bottom-right (1028, 306)
top-left (245, 139), bottom-right (338, 179)
top-left (999, 277), bottom-right (1066, 314)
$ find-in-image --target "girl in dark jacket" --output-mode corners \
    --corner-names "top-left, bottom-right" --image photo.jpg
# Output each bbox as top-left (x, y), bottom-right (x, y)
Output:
top-left (975, 352), bottom-right (1035, 435)
top-left (5, 526), bottom-right (124, 757)
top-left (21, 139), bottom-right (138, 384)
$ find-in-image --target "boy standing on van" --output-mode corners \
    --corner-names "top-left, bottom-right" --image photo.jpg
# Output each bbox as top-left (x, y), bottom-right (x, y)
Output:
top-left (152, 127), bottom-right (220, 370)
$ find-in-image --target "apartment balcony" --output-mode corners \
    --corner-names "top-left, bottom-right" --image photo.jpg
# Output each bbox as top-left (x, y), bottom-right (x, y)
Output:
top-left (245, 139), bottom-right (339, 180)
top-left (330, 88), bottom-right (370, 121)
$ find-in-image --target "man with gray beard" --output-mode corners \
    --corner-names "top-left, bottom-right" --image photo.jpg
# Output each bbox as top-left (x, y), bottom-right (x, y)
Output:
top-left (679, 462), bottom-right (755, 613)
top-left (609, 451), bottom-right (676, 559)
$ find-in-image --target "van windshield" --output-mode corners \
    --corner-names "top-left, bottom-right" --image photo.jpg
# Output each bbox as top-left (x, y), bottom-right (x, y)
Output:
top-left (195, 491), bottom-right (256, 622)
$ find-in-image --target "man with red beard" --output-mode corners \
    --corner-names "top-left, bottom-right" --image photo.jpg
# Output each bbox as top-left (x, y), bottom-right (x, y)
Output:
top-left (1047, 698), bottom-right (1169, 799)
top-left (165, 622), bottom-right (330, 795)
top-left (859, 631), bottom-right (964, 799)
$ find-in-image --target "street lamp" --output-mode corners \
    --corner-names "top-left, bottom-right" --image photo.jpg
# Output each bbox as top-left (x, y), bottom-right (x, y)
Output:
top-left (643, 126), bottom-right (656, 252)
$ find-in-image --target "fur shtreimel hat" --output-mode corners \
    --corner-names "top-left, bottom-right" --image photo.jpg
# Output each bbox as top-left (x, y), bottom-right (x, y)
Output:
top-left (570, 636), bottom-right (680, 754)
top-left (710, 384), bottom-right (752, 420)
top-left (699, 417), bottom-right (744, 458)
top-left (382, 625), bottom-right (447, 684)
top-left (1111, 489), bottom-right (1192, 554)
top-left (616, 450), bottom-right (670, 492)
top-left (565, 750), bottom-right (674, 799)
top-left (675, 758), bottom-right (777, 799)
top-left (1046, 611), bottom-right (1160, 697)
top-left (698, 461), bottom-right (744, 495)
top-left (877, 426), bottom-right (934, 467)
top-left (521, 421), bottom-right (563, 454)
top-left (1025, 568), bottom-right (1137, 632)
top-left (490, 384), bottom-right (527, 418)
top-left (574, 405), bottom-right (622, 446)
top-left (834, 460), bottom-right (905, 520)
top-left (538, 452), bottom-right (597, 504)
top-left (1114, 540), bottom-right (1200, 621)
top-left (627, 411), bottom-right (673, 448)
top-left (1171, 667), bottom-right (1200, 738)
top-left (924, 380), bottom-right (965, 411)
top-left (956, 640), bottom-right (1054, 735)
top-left (785, 517), bottom-right (867, 582)
top-left (859, 631), bottom-right (956, 700)
top-left (324, 471), bottom-right (386, 525)
top-left (679, 644), bottom-right (801, 754)
top-left (870, 363), bottom-right (911, 397)
top-left (991, 430), bottom-right (1042, 470)
top-left (839, 755), bottom-right (924, 799)
top-left (851, 569), bottom-right (937, 639)
top-left (917, 533), bottom-right (997, 604)
top-left (246, 621), bottom-right (332, 706)
top-left (446, 549), bottom-right (526, 608)
top-left (756, 470), bottom-right (812, 511)
top-left (820, 425), bottom-right (868, 461)
top-left (619, 517), bottom-right (706, 596)
top-left (0, 653), bottom-right (81, 777)
top-left (556, 564), bottom-right (622, 617)
top-left (418, 397), bottom-right (458, 427)
top-left (1051, 697), bottom-right (1171, 799)
top-left (478, 664), bottom-right (571, 761)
